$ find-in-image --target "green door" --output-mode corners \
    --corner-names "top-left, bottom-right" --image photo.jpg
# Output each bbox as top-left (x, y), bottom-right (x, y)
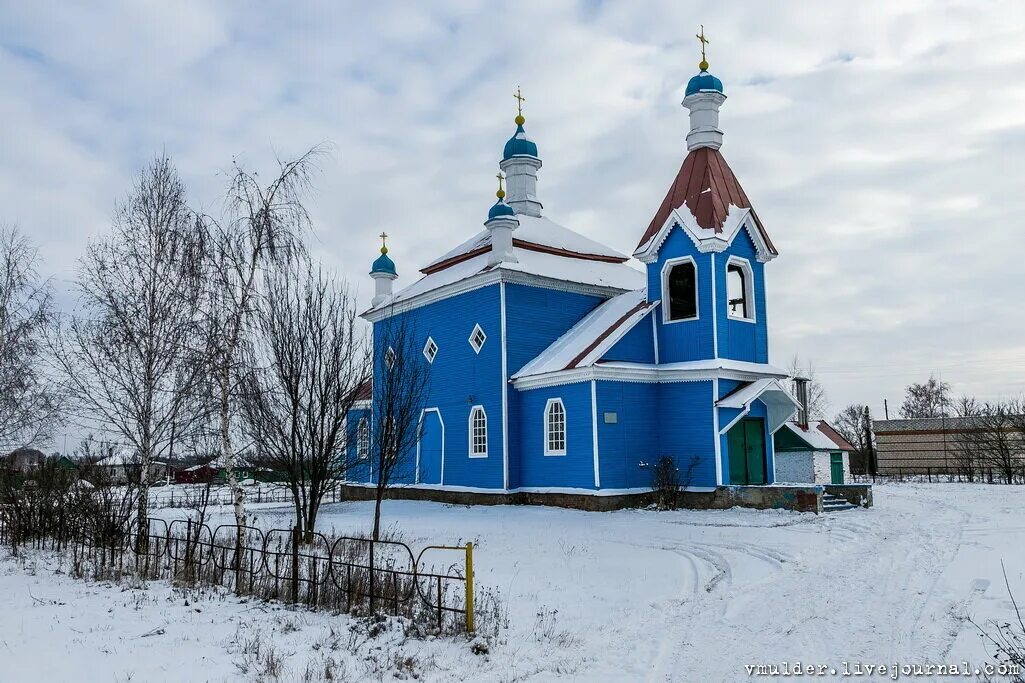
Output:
top-left (727, 418), bottom-right (767, 485)
top-left (830, 453), bottom-right (844, 484)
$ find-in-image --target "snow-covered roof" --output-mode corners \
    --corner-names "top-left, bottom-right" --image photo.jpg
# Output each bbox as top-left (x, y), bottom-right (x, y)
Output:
top-left (717, 378), bottom-right (800, 434)
top-left (781, 421), bottom-right (855, 452)
top-left (422, 214), bottom-right (628, 274)
top-left (367, 244), bottom-right (644, 316)
top-left (513, 289), bottom-right (656, 378)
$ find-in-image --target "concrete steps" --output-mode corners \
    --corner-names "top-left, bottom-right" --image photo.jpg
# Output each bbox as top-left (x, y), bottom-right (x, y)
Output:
top-left (822, 493), bottom-right (858, 512)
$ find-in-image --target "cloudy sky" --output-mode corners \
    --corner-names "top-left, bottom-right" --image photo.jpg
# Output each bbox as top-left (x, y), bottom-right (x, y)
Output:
top-left (3, 0), bottom-right (1025, 426)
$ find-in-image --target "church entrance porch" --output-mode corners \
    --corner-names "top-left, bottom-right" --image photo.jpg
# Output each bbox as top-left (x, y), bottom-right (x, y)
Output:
top-left (727, 417), bottom-right (767, 485)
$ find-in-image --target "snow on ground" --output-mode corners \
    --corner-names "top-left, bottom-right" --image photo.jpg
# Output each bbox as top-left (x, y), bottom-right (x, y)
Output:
top-left (1, 482), bottom-right (1023, 681)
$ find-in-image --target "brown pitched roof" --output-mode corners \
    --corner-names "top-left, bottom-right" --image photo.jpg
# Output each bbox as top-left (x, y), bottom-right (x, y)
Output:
top-left (816, 421), bottom-right (856, 452)
top-left (636, 147), bottom-right (752, 250)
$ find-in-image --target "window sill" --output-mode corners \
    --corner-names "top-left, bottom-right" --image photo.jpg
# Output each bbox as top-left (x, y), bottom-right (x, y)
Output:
top-left (544, 451), bottom-right (567, 457)
top-left (469, 453), bottom-right (488, 459)
top-left (727, 314), bottom-right (757, 324)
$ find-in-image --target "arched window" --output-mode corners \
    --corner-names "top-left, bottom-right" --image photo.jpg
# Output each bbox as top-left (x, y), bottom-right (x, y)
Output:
top-left (726, 257), bottom-right (755, 321)
top-left (544, 399), bottom-right (567, 456)
top-left (469, 406), bottom-right (488, 458)
top-left (662, 258), bottom-right (698, 322)
top-left (357, 417), bottom-right (370, 460)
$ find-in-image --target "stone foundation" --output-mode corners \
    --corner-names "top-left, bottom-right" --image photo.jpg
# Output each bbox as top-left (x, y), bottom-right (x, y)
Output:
top-left (823, 484), bottom-right (873, 508)
top-left (336, 483), bottom-right (873, 514)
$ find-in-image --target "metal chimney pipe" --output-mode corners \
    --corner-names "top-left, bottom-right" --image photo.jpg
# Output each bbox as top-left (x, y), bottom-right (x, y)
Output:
top-left (793, 376), bottom-right (810, 429)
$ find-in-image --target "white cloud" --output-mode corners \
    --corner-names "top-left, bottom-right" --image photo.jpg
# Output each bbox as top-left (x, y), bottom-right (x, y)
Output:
top-left (2, 0), bottom-right (1025, 435)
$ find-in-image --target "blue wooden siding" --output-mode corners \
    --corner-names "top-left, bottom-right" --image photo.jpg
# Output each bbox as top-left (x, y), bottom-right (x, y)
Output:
top-left (372, 285), bottom-right (505, 489)
top-left (505, 284), bottom-right (605, 489)
top-left (716, 229), bottom-right (769, 363)
top-left (516, 382), bottom-right (595, 489)
top-left (647, 227), bottom-right (715, 363)
top-left (600, 312), bottom-right (656, 364)
top-left (594, 381), bottom-right (658, 489)
top-left (656, 380), bottom-right (718, 488)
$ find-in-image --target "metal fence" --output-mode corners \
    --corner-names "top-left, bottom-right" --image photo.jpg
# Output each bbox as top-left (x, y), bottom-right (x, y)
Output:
top-left (851, 466), bottom-right (1025, 484)
top-left (0, 515), bottom-right (474, 633)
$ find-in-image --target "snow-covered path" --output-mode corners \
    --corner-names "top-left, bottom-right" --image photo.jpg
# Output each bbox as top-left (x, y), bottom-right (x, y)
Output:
top-left (1, 483), bottom-right (1022, 681)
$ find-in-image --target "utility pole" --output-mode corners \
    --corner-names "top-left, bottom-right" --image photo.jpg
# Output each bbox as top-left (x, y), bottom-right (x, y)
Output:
top-left (883, 399), bottom-right (889, 420)
top-left (864, 405), bottom-right (878, 477)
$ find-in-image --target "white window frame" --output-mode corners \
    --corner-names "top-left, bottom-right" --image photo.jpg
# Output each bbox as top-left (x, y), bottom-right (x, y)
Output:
top-left (384, 346), bottom-right (397, 370)
top-left (660, 255), bottom-right (700, 325)
top-left (544, 398), bottom-right (567, 456)
top-left (725, 256), bottom-right (756, 323)
top-left (422, 336), bottom-right (438, 363)
top-left (468, 405), bottom-right (488, 458)
top-left (468, 323), bottom-right (487, 354)
top-left (357, 417), bottom-right (370, 460)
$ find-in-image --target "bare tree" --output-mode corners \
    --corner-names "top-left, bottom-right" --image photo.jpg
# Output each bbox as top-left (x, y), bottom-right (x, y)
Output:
top-left (51, 156), bottom-right (208, 541)
top-left (238, 258), bottom-right (369, 540)
top-left (368, 315), bottom-right (431, 541)
top-left (963, 399), bottom-right (1025, 484)
top-left (899, 375), bottom-right (951, 418)
top-left (787, 354), bottom-right (829, 420)
top-left (833, 404), bottom-right (873, 475)
top-left (0, 226), bottom-right (60, 451)
top-left (950, 395), bottom-right (982, 482)
top-left (202, 147), bottom-right (323, 532)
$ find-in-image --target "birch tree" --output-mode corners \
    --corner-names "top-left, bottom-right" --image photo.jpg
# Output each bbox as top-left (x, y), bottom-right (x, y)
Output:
top-left (52, 156), bottom-right (207, 539)
top-left (203, 147), bottom-right (322, 531)
top-left (0, 226), bottom-right (60, 451)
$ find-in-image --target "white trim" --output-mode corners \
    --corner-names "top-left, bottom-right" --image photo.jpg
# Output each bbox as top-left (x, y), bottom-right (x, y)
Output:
top-left (500, 282), bottom-right (509, 489)
top-left (713, 377), bottom-right (722, 485)
top-left (415, 408), bottom-right (445, 485)
top-left (633, 205), bottom-right (778, 265)
top-left (660, 255), bottom-right (699, 325)
top-left (710, 253), bottom-right (719, 358)
top-left (590, 380), bottom-right (600, 488)
top-left (469, 323), bottom-right (487, 354)
top-left (384, 346), bottom-right (396, 370)
top-left (719, 404), bottom-right (752, 435)
top-left (544, 398), bottom-right (567, 456)
top-left (363, 268), bottom-right (633, 323)
top-left (468, 405), bottom-right (488, 458)
top-left (422, 336), bottom-right (438, 363)
top-left (725, 255), bottom-right (756, 323)
top-left (651, 306), bottom-right (660, 365)
top-left (513, 359), bottom-right (789, 391)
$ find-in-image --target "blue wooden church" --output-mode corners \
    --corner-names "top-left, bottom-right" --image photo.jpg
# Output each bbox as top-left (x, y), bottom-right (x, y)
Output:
top-left (346, 50), bottom-right (800, 504)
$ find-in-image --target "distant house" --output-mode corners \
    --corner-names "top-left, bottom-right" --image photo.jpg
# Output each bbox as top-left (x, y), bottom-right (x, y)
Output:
top-left (774, 420), bottom-right (854, 485)
top-left (4, 448), bottom-right (45, 474)
top-left (94, 450), bottom-right (170, 484)
top-left (174, 462), bottom-right (218, 485)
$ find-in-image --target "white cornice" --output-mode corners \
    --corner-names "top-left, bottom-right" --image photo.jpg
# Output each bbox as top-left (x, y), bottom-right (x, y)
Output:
top-left (511, 360), bottom-right (788, 391)
top-left (363, 269), bottom-right (629, 323)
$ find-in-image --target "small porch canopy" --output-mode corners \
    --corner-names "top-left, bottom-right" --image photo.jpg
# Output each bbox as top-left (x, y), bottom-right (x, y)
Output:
top-left (717, 378), bottom-right (800, 435)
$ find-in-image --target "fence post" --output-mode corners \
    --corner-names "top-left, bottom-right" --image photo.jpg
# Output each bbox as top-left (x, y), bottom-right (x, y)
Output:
top-left (369, 540), bottom-right (376, 615)
top-left (291, 525), bottom-right (300, 604)
top-left (465, 542), bottom-right (475, 633)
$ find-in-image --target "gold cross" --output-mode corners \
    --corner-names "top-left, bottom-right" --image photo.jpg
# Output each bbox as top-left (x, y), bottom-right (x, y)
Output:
top-left (496, 172), bottom-right (506, 198)
top-left (379, 231), bottom-right (388, 248)
top-left (696, 25), bottom-right (710, 69)
top-left (514, 86), bottom-right (525, 116)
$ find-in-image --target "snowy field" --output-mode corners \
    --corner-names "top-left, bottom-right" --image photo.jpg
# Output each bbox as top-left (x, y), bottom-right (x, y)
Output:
top-left (1, 482), bottom-right (1023, 682)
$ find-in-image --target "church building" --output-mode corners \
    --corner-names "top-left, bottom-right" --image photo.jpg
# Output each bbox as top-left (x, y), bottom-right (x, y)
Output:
top-left (347, 44), bottom-right (801, 503)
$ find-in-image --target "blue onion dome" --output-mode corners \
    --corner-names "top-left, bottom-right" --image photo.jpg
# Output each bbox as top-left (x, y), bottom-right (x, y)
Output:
top-left (488, 200), bottom-right (515, 220)
top-left (686, 69), bottom-right (724, 96)
top-left (370, 236), bottom-right (396, 276)
top-left (488, 172), bottom-right (516, 220)
top-left (503, 114), bottom-right (539, 160)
